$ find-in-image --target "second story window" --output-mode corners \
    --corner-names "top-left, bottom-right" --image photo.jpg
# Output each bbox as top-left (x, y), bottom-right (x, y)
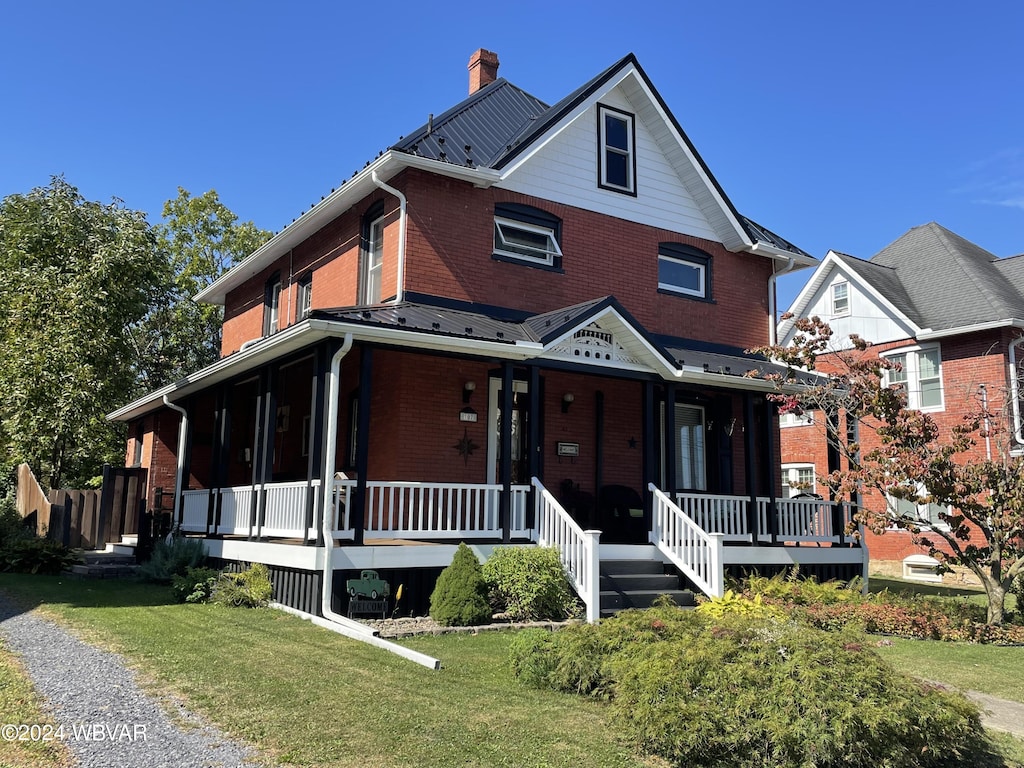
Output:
top-left (598, 104), bottom-right (636, 195)
top-left (884, 346), bottom-right (943, 411)
top-left (264, 273), bottom-right (282, 336)
top-left (831, 281), bottom-right (850, 316)
top-left (658, 243), bottom-right (712, 300)
top-left (360, 201), bottom-right (386, 305)
top-left (492, 203), bottom-right (562, 270)
top-left (297, 275), bottom-right (312, 320)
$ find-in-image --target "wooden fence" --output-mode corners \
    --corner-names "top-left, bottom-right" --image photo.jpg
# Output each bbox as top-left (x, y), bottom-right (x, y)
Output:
top-left (16, 463), bottom-right (148, 550)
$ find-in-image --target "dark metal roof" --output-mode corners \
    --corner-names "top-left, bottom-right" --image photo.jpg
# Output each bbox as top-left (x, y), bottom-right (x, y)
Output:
top-left (742, 217), bottom-right (812, 259)
top-left (663, 344), bottom-right (820, 385)
top-left (391, 79), bottom-right (549, 168)
top-left (311, 302), bottom-right (533, 344)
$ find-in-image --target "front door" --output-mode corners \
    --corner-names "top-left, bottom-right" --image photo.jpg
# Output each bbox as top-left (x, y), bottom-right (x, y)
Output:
top-left (487, 378), bottom-right (530, 484)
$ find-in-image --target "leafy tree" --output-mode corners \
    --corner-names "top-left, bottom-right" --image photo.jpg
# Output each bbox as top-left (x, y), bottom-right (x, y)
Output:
top-left (756, 316), bottom-right (1024, 624)
top-left (132, 188), bottom-right (271, 389)
top-left (0, 178), bottom-right (163, 488)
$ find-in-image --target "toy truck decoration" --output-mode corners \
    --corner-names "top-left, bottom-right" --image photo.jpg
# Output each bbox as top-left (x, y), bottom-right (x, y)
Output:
top-left (346, 569), bottom-right (390, 600)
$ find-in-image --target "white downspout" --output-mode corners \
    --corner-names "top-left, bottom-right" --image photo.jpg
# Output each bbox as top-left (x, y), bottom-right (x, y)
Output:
top-left (162, 396), bottom-right (188, 531)
top-left (1010, 337), bottom-right (1024, 446)
top-left (316, 333), bottom-right (441, 670)
top-left (370, 172), bottom-right (407, 304)
top-left (768, 257), bottom-right (796, 347)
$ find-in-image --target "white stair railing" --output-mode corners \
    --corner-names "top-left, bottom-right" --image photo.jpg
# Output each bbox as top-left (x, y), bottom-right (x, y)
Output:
top-left (650, 483), bottom-right (724, 598)
top-left (532, 478), bottom-right (600, 623)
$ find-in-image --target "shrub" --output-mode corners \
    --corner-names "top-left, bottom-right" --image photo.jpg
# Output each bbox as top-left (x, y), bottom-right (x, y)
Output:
top-left (482, 546), bottom-right (581, 621)
top-left (0, 538), bottom-right (79, 574)
top-left (695, 589), bottom-right (785, 621)
top-left (211, 563), bottom-right (273, 608)
top-left (171, 566), bottom-right (221, 603)
top-left (430, 542), bottom-right (491, 627)
top-left (510, 606), bottom-right (985, 768)
top-left (137, 535), bottom-right (206, 583)
top-left (0, 493), bottom-right (32, 547)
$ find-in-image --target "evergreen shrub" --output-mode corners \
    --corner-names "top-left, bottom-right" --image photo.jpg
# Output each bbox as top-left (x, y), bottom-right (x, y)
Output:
top-left (509, 605), bottom-right (985, 768)
top-left (137, 535), bottom-right (206, 583)
top-left (211, 563), bottom-right (273, 608)
top-left (482, 546), bottom-right (581, 621)
top-left (429, 542), bottom-right (491, 626)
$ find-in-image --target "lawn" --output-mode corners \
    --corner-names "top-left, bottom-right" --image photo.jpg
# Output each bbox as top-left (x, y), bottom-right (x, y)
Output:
top-left (0, 575), bottom-right (646, 768)
top-left (2, 573), bottom-right (1023, 767)
top-left (0, 640), bottom-right (72, 768)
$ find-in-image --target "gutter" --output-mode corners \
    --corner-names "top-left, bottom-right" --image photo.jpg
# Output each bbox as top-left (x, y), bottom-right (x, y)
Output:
top-left (370, 172), bottom-right (407, 304)
top-left (766, 256), bottom-right (796, 346)
top-left (318, 332), bottom-right (441, 670)
top-left (917, 318), bottom-right (1024, 341)
top-left (161, 396), bottom-right (189, 530)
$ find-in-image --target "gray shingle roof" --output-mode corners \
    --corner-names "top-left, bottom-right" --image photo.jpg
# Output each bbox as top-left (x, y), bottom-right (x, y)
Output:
top-left (865, 223), bottom-right (1024, 331)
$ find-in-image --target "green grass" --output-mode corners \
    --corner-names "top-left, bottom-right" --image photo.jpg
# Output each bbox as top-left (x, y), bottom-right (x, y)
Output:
top-left (0, 575), bottom-right (647, 768)
top-left (868, 574), bottom-right (1019, 614)
top-left (0, 641), bottom-right (71, 768)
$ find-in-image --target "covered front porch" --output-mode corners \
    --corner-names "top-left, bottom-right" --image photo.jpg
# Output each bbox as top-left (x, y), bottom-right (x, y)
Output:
top-left (114, 296), bottom-right (865, 619)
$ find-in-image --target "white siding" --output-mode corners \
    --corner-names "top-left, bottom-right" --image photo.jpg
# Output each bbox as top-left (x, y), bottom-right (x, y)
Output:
top-left (804, 270), bottom-right (916, 347)
top-left (498, 86), bottom-right (720, 242)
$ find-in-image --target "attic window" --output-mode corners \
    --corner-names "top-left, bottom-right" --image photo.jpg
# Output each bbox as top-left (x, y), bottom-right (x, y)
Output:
top-left (598, 104), bottom-right (636, 195)
top-left (492, 203), bottom-right (563, 270)
top-left (831, 281), bottom-right (850, 316)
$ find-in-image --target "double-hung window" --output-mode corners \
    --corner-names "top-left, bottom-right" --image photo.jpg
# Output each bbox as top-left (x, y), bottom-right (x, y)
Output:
top-left (781, 464), bottom-right (816, 497)
top-left (658, 243), bottom-right (711, 300)
top-left (598, 104), bottom-right (636, 195)
top-left (492, 203), bottom-right (562, 270)
top-left (264, 274), bottom-right (282, 336)
top-left (360, 201), bottom-right (386, 305)
top-left (297, 275), bottom-right (312, 320)
top-left (884, 346), bottom-right (943, 410)
top-left (886, 483), bottom-right (950, 531)
top-left (779, 410), bottom-right (814, 428)
top-left (831, 281), bottom-right (850, 316)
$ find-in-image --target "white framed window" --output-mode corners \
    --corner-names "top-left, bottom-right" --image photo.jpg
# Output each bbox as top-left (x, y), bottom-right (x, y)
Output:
top-left (598, 104), bottom-right (636, 194)
top-left (493, 217), bottom-right (561, 267)
top-left (674, 404), bottom-right (707, 491)
top-left (265, 279), bottom-right (282, 336)
top-left (781, 464), bottom-right (816, 497)
top-left (883, 345), bottom-right (943, 411)
top-left (362, 214), bottom-right (385, 304)
top-left (886, 483), bottom-right (950, 531)
top-left (657, 243), bottom-right (711, 299)
top-left (779, 411), bottom-right (814, 428)
top-left (831, 281), bottom-right (850, 316)
top-left (297, 276), bottom-right (312, 320)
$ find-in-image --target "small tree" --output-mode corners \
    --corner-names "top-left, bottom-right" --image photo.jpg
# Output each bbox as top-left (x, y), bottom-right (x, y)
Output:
top-left (756, 316), bottom-right (1024, 625)
top-left (430, 543), bottom-right (491, 627)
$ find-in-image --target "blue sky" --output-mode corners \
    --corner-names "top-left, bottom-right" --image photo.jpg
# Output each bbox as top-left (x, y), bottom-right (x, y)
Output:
top-left (2, 1), bottom-right (1021, 313)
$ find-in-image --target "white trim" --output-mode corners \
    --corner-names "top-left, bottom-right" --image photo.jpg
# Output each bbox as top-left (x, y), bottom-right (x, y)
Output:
top-left (657, 252), bottom-right (706, 298)
top-left (830, 281), bottom-right (850, 316)
top-left (598, 104), bottom-right (635, 194)
top-left (916, 318), bottom-right (1024, 341)
top-left (486, 378), bottom-right (529, 484)
top-left (493, 216), bottom-right (562, 266)
top-left (881, 343), bottom-right (944, 412)
top-left (780, 463), bottom-right (816, 497)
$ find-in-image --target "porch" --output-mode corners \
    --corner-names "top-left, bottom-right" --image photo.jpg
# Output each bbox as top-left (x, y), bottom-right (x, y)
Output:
top-left (179, 477), bottom-right (865, 621)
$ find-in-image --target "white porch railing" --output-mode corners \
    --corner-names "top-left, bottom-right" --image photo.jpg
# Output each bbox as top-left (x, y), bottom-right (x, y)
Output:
top-left (651, 484), bottom-right (724, 598)
top-left (261, 480), bottom-right (320, 538)
top-left (216, 485), bottom-right (254, 535)
top-left (532, 478), bottom-right (600, 623)
top-left (181, 489), bottom-right (209, 532)
top-left (673, 491), bottom-right (852, 545)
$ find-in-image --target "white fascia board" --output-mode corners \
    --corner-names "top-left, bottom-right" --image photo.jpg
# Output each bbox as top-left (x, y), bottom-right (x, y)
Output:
top-left (916, 318), bottom-right (1024, 341)
top-left (676, 367), bottom-right (795, 393)
top-left (194, 153), bottom-right (500, 305)
top-left (748, 241), bottom-right (818, 268)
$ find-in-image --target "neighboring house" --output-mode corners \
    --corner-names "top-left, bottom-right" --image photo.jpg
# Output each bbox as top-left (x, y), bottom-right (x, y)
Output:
top-left (110, 50), bottom-right (866, 620)
top-left (779, 222), bottom-right (1024, 582)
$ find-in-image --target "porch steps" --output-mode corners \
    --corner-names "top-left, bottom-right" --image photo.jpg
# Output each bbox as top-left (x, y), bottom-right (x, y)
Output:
top-left (599, 559), bottom-right (696, 618)
top-left (64, 537), bottom-right (140, 579)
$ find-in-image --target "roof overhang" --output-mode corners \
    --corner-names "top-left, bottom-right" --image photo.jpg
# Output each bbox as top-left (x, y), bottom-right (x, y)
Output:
top-left (194, 152), bottom-right (501, 305)
top-left (916, 318), bottom-right (1024, 341)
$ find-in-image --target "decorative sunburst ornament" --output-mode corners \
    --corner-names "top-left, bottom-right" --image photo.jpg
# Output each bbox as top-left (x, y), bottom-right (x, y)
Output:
top-left (453, 428), bottom-right (479, 465)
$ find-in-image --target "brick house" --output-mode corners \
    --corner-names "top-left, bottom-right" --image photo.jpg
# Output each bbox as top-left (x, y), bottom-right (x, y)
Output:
top-left (778, 222), bottom-right (1024, 582)
top-left (111, 50), bottom-right (866, 620)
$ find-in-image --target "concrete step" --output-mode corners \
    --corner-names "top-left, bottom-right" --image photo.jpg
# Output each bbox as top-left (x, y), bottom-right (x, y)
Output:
top-left (599, 559), bottom-right (664, 576)
top-left (81, 550), bottom-right (135, 566)
top-left (64, 563), bottom-right (141, 580)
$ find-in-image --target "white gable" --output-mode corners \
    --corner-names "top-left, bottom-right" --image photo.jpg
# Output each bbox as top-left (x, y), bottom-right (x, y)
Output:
top-left (496, 82), bottom-right (721, 243)
top-left (782, 256), bottom-right (919, 348)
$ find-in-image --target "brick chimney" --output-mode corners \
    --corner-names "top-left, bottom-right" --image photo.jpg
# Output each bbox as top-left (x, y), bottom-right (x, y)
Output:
top-left (468, 49), bottom-right (499, 94)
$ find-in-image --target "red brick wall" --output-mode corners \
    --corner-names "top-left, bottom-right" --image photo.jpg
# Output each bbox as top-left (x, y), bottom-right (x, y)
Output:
top-left (219, 171), bottom-right (775, 356)
top-left (126, 413), bottom-right (181, 513)
top-left (780, 330), bottom-right (1016, 567)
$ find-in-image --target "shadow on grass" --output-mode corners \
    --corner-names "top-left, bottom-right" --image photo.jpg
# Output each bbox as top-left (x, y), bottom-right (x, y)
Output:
top-left (0, 574), bottom-right (176, 624)
top-left (869, 575), bottom-right (989, 600)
